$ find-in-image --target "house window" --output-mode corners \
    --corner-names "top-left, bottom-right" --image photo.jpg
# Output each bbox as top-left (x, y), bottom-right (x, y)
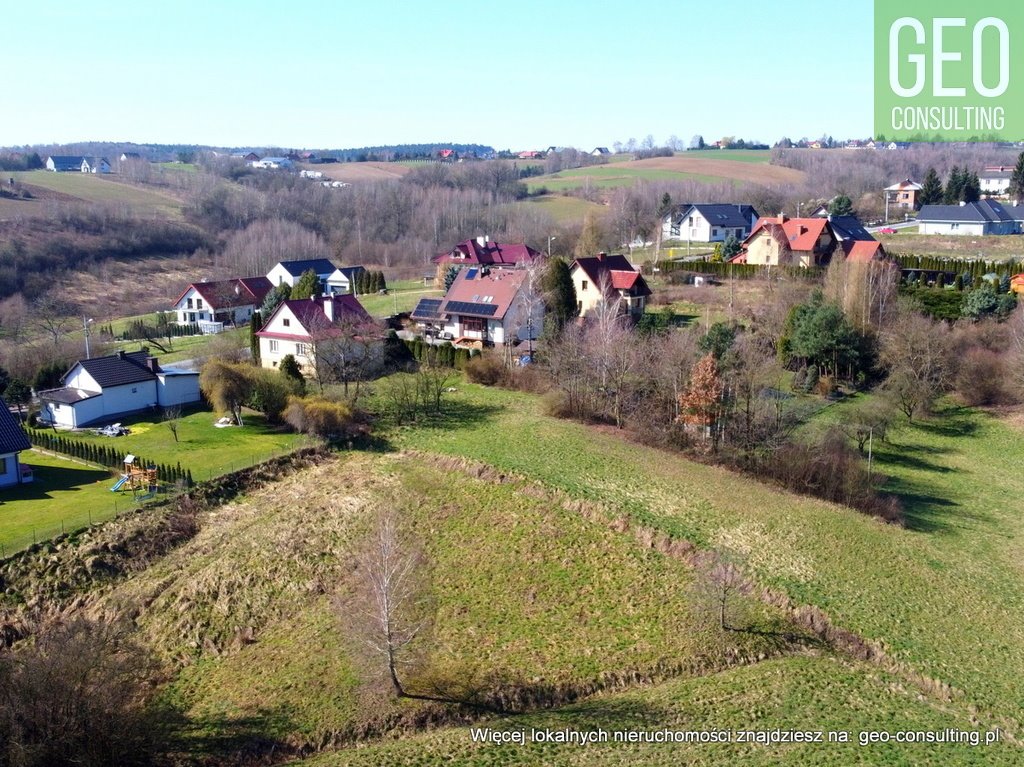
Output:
top-left (712, 228), bottom-right (719, 237)
top-left (464, 317), bottom-right (485, 333)
top-left (132, 387), bottom-right (137, 394)
top-left (189, 312), bottom-right (196, 322)
top-left (186, 298), bottom-right (193, 309)
top-left (577, 300), bottom-right (583, 313)
top-left (581, 280), bottom-right (588, 291)
top-left (269, 340), bottom-right (279, 352)
top-left (283, 318), bottom-right (291, 327)
top-left (296, 343), bottom-right (308, 356)
top-left (688, 216), bottom-right (694, 226)
top-left (0, 457), bottom-right (6, 475)
top-left (196, 298), bottom-right (203, 309)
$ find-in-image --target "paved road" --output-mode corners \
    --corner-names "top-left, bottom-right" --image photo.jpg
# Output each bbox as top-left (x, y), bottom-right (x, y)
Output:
top-left (867, 220), bottom-right (917, 233)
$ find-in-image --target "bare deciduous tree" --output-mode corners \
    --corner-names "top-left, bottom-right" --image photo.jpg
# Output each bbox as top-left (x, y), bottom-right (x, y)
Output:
top-left (163, 405), bottom-right (181, 442)
top-left (339, 508), bottom-right (430, 698)
top-left (879, 303), bottom-right (953, 421)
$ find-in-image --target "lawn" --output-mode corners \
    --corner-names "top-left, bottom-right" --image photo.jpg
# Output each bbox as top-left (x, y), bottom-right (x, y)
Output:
top-left (528, 166), bottom-right (728, 193)
top-left (523, 194), bottom-right (610, 224)
top-left (113, 451), bottom-right (800, 751)
top-left (55, 407), bottom-right (307, 481)
top-left (294, 655), bottom-right (1013, 766)
top-left (7, 170), bottom-right (184, 219)
top-left (878, 231), bottom-right (1024, 260)
top-left (0, 449), bottom-right (140, 556)
top-left (384, 383), bottom-right (1024, 737)
top-left (358, 287), bottom-right (442, 318)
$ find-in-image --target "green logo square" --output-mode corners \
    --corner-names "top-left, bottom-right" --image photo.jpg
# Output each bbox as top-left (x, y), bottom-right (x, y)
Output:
top-left (875, 1), bottom-right (1023, 141)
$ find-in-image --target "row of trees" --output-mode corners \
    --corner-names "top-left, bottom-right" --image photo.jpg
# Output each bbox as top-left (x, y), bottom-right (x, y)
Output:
top-left (26, 428), bottom-right (192, 486)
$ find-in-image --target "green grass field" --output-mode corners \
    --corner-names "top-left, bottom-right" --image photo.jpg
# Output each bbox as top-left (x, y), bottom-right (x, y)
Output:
top-left (383, 384), bottom-right (1024, 739)
top-left (528, 166), bottom-right (729, 193)
top-left (7, 170), bottom-right (184, 219)
top-left (0, 450), bottom-right (143, 555)
top-left (294, 655), bottom-right (1013, 766)
top-left (53, 408), bottom-right (306, 481)
top-left (358, 287), bottom-right (442, 317)
top-left (524, 194), bottom-right (610, 224)
top-left (107, 451), bottom-right (790, 751)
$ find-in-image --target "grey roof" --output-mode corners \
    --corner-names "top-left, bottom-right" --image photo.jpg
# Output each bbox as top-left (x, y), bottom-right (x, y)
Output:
top-left (828, 215), bottom-right (875, 241)
top-left (980, 170), bottom-right (1013, 179)
top-left (1005, 205), bottom-right (1024, 221)
top-left (918, 200), bottom-right (1015, 223)
top-left (0, 398), bottom-right (31, 454)
top-left (331, 265), bottom-right (367, 279)
top-left (277, 258), bottom-right (337, 277)
top-left (37, 387), bottom-right (101, 405)
top-left (48, 155), bottom-right (85, 170)
top-left (71, 351), bottom-right (157, 389)
top-left (675, 204), bottom-right (759, 229)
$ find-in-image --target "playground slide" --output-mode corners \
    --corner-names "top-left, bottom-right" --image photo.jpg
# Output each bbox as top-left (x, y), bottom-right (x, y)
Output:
top-left (110, 475), bottom-right (129, 492)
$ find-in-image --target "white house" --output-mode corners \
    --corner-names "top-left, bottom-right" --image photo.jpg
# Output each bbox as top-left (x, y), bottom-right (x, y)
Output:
top-left (256, 294), bottom-right (373, 372)
top-left (662, 203), bottom-right (760, 243)
top-left (172, 277), bottom-right (272, 331)
top-left (884, 179), bottom-right (922, 209)
top-left (266, 259), bottom-right (338, 291)
top-left (412, 267), bottom-right (544, 347)
top-left (0, 398), bottom-right (32, 488)
top-left (45, 156), bottom-right (86, 172)
top-left (38, 351), bottom-right (201, 429)
top-left (917, 200), bottom-right (1023, 236)
top-left (570, 253), bottom-right (652, 319)
top-left (82, 157), bottom-right (111, 173)
top-left (326, 266), bottom-right (367, 295)
top-left (980, 166), bottom-right (1014, 196)
top-left (251, 157), bottom-right (294, 169)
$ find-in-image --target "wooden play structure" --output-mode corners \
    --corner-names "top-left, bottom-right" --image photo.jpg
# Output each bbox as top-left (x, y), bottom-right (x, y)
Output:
top-left (110, 454), bottom-right (158, 495)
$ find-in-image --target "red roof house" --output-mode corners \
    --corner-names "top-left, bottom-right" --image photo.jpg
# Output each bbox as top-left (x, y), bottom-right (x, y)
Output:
top-left (732, 215), bottom-right (837, 268)
top-left (172, 277), bottom-right (273, 328)
top-left (432, 236), bottom-right (545, 286)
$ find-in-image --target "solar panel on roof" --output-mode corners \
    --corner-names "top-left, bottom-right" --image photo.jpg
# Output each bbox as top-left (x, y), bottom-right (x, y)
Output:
top-left (445, 301), bottom-right (498, 317)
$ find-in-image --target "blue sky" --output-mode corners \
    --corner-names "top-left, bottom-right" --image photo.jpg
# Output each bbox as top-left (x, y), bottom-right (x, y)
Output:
top-left (5, 0), bottom-right (874, 150)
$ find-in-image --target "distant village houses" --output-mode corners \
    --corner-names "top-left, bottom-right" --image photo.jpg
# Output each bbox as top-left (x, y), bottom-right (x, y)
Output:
top-left (45, 155), bottom-right (111, 173)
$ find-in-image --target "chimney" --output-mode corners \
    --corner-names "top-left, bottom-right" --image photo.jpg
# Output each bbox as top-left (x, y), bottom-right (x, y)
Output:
top-left (323, 296), bottom-right (334, 322)
top-left (116, 350), bottom-right (126, 360)
top-left (960, 200), bottom-right (967, 207)
top-left (146, 356), bottom-right (160, 373)
top-left (597, 252), bottom-right (607, 261)
top-left (476, 235), bottom-right (487, 248)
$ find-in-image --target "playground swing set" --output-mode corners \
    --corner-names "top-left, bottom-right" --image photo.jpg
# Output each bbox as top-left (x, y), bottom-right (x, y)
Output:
top-left (110, 454), bottom-right (159, 499)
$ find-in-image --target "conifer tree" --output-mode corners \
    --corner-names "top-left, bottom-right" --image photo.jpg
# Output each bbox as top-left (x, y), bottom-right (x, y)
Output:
top-left (919, 168), bottom-right (943, 206)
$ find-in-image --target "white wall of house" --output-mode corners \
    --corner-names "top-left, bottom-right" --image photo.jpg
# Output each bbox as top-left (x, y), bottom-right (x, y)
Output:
top-left (156, 374), bottom-right (201, 406)
top-left (662, 210), bottom-right (749, 243)
top-left (918, 221), bottom-right (990, 236)
top-left (0, 452), bottom-right (20, 488)
top-left (44, 395), bottom-right (104, 428)
top-left (266, 264), bottom-right (300, 288)
top-left (174, 287), bottom-right (214, 324)
top-left (64, 366), bottom-right (100, 393)
top-left (97, 382), bottom-right (159, 418)
top-left (981, 177), bottom-right (1011, 195)
top-left (258, 304), bottom-right (313, 368)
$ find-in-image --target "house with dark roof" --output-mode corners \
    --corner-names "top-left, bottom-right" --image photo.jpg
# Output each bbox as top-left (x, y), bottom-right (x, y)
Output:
top-left (172, 277), bottom-right (273, 331)
top-left (119, 152), bottom-right (142, 162)
top-left (591, 147), bottom-right (611, 156)
top-left (412, 267), bottom-right (543, 347)
top-left (256, 294), bottom-right (373, 372)
top-left (917, 200), bottom-right (1022, 236)
top-left (266, 259), bottom-right (338, 292)
top-left (326, 266), bottom-right (368, 295)
top-left (662, 204), bottom-right (760, 243)
top-left (0, 398), bottom-right (32, 488)
top-left (432, 237), bottom-right (545, 287)
top-left (45, 155), bottom-right (87, 172)
top-left (731, 215), bottom-right (837, 268)
top-left (570, 253), bottom-right (652, 318)
top-left (38, 351), bottom-right (201, 429)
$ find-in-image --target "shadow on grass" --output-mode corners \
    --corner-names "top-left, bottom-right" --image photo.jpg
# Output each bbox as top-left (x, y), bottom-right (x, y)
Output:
top-left (872, 446), bottom-right (955, 474)
top-left (165, 707), bottom-right (298, 767)
top-left (911, 408), bottom-right (980, 439)
top-left (0, 463), bottom-right (110, 505)
top-left (383, 401), bottom-right (504, 435)
top-left (879, 471), bottom-right (977, 534)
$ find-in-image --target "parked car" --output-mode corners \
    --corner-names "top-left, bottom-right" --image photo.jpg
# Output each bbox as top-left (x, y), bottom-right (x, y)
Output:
top-left (879, 227), bottom-right (898, 234)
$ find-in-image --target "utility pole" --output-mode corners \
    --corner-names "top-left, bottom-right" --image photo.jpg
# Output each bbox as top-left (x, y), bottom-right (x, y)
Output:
top-left (867, 427), bottom-right (874, 480)
top-left (83, 317), bottom-right (94, 359)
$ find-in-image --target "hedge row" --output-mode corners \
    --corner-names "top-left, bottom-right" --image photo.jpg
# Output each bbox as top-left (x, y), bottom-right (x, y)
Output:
top-left (656, 259), bottom-right (819, 280)
top-left (403, 338), bottom-right (478, 369)
top-left (892, 253), bottom-right (1023, 278)
top-left (27, 429), bottom-right (192, 487)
